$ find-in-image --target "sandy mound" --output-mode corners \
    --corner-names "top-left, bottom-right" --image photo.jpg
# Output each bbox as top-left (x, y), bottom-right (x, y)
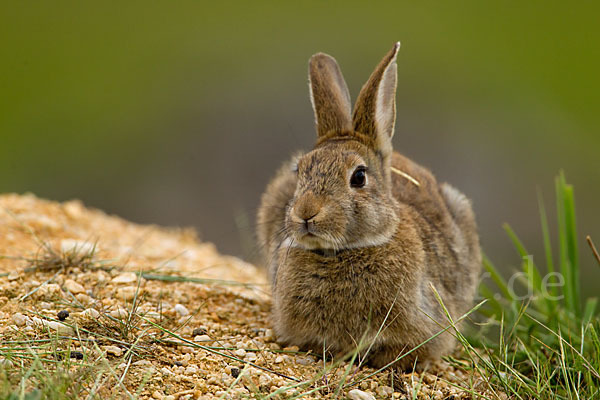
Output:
top-left (0, 194), bottom-right (489, 399)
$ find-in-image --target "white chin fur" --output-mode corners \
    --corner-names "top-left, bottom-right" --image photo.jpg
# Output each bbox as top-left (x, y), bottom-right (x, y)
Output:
top-left (282, 231), bottom-right (393, 252)
top-left (287, 234), bottom-right (337, 251)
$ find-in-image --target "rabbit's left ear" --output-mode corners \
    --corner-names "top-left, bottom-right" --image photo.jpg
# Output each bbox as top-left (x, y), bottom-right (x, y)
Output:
top-left (352, 42), bottom-right (400, 157)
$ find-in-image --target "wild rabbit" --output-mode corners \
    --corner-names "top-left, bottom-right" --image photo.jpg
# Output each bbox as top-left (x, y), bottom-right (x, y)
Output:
top-left (257, 42), bottom-right (481, 369)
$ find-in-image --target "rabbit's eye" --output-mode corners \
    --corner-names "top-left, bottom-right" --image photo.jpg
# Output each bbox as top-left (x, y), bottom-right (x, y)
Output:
top-left (350, 167), bottom-right (367, 188)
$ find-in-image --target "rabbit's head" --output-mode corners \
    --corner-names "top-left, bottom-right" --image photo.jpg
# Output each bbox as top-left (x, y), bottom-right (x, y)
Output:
top-left (286, 43), bottom-right (401, 252)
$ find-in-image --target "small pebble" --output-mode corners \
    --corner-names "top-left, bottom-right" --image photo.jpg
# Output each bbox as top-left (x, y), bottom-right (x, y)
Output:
top-left (192, 327), bottom-right (207, 336)
top-left (95, 270), bottom-right (108, 282)
top-left (258, 374), bottom-right (271, 387)
top-left (57, 310), bottom-right (69, 321)
top-left (64, 279), bottom-right (85, 294)
top-left (234, 348), bottom-right (246, 358)
top-left (376, 386), bottom-right (394, 397)
top-left (105, 346), bottom-right (123, 357)
top-left (193, 334), bottom-right (211, 342)
top-left (116, 286), bottom-right (138, 301)
top-left (263, 329), bottom-right (275, 341)
top-left (185, 365), bottom-right (198, 375)
top-left (75, 293), bottom-right (92, 305)
top-left (179, 354), bottom-right (191, 365)
top-left (274, 356), bottom-right (284, 364)
top-left (145, 311), bottom-right (161, 319)
top-left (235, 341), bottom-right (247, 349)
top-left (152, 390), bottom-right (164, 399)
top-left (7, 271), bottom-right (20, 281)
top-left (348, 389), bottom-right (376, 400)
top-left (37, 283), bottom-right (60, 297)
top-left (110, 307), bottom-right (128, 319)
top-left (244, 352), bottom-right (257, 362)
top-left (174, 304), bottom-right (190, 317)
top-left (111, 272), bottom-right (138, 284)
top-left (269, 343), bottom-right (281, 350)
top-left (83, 308), bottom-right (100, 319)
top-left (12, 313), bottom-right (27, 327)
top-left (47, 321), bottom-right (74, 335)
top-left (296, 356), bottom-right (314, 366)
top-left (39, 302), bottom-right (52, 310)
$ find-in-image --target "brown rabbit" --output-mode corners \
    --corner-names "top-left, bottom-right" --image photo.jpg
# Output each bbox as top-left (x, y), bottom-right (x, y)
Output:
top-left (257, 42), bottom-right (481, 369)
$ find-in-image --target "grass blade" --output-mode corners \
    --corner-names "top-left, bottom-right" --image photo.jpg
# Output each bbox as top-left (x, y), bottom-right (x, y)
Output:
top-left (482, 254), bottom-right (514, 301)
top-left (583, 298), bottom-right (598, 326)
top-left (537, 188), bottom-right (556, 288)
top-left (556, 171), bottom-right (580, 317)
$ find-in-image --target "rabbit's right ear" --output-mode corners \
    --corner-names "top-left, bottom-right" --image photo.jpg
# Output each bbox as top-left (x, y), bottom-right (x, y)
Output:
top-left (308, 53), bottom-right (352, 137)
top-left (352, 42), bottom-right (400, 159)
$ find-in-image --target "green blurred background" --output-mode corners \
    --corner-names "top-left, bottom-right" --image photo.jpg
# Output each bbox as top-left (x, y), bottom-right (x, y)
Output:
top-left (1, 2), bottom-right (598, 295)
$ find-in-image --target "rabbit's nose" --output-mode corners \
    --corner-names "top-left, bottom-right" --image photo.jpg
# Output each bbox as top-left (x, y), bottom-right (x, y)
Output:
top-left (293, 206), bottom-right (320, 224)
top-left (294, 212), bottom-right (319, 233)
top-left (292, 193), bottom-right (322, 228)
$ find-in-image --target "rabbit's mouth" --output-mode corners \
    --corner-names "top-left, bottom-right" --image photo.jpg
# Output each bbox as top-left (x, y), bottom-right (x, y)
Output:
top-left (293, 230), bottom-right (344, 252)
top-left (296, 232), bottom-right (328, 248)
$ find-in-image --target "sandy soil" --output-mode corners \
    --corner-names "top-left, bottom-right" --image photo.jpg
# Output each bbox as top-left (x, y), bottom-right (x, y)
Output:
top-left (0, 194), bottom-right (494, 399)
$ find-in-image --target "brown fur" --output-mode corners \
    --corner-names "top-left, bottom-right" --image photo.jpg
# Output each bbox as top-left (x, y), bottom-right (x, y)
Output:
top-left (257, 43), bottom-right (481, 370)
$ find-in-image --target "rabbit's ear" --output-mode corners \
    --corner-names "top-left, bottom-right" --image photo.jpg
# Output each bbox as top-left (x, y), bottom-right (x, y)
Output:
top-left (309, 53), bottom-right (352, 137)
top-left (352, 42), bottom-right (400, 157)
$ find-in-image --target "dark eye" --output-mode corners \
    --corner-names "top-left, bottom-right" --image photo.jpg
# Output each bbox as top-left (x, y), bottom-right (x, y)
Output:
top-left (350, 166), bottom-right (367, 188)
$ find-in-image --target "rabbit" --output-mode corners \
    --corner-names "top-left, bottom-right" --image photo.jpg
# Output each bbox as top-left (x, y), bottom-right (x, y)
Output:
top-left (257, 42), bottom-right (481, 370)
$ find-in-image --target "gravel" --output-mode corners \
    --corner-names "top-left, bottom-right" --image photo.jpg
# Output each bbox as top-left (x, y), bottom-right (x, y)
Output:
top-left (0, 193), bottom-right (496, 399)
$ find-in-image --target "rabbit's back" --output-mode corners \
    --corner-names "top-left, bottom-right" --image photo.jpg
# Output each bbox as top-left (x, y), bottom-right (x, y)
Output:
top-left (390, 152), bottom-right (480, 317)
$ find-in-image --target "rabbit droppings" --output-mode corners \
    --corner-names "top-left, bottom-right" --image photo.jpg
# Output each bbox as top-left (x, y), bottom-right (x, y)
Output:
top-left (257, 43), bottom-right (481, 370)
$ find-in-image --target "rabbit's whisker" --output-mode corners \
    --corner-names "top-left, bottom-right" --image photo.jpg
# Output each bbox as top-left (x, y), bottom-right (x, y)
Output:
top-left (391, 167), bottom-right (420, 187)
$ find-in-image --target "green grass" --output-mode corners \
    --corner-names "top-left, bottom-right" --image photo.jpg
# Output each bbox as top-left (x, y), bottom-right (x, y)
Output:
top-left (3, 171), bottom-right (599, 399)
top-left (0, 332), bottom-right (147, 400)
top-left (465, 171), bottom-right (600, 398)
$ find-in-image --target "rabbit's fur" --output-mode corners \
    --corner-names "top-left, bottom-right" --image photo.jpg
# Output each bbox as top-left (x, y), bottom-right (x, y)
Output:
top-left (257, 43), bottom-right (481, 369)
